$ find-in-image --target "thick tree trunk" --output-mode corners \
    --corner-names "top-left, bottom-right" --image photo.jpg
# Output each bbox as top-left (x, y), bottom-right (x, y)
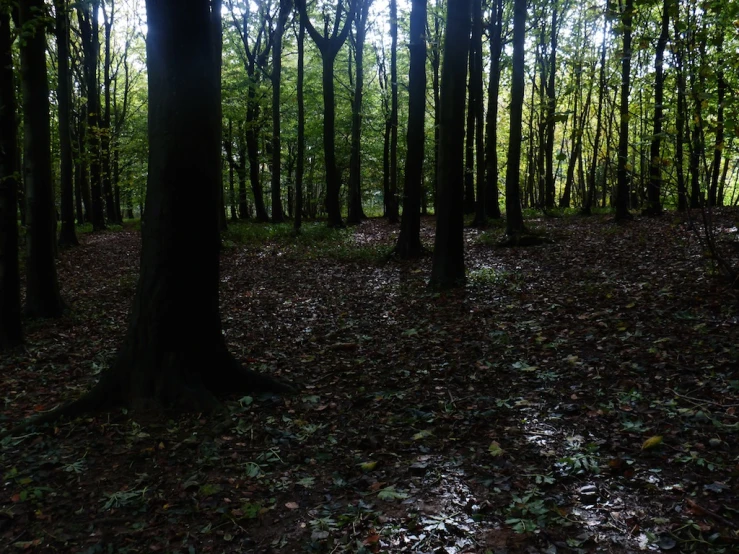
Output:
top-left (50, 0), bottom-right (293, 416)
top-left (19, 0), bottom-right (66, 318)
top-left (0, 10), bottom-right (23, 348)
top-left (395, 0), bottom-right (426, 259)
top-left (615, 0), bottom-right (633, 222)
top-left (504, 0), bottom-right (526, 235)
top-left (430, 0), bottom-right (470, 288)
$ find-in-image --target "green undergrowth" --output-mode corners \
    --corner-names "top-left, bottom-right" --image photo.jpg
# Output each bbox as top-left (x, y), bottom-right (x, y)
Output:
top-left (223, 221), bottom-right (392, 264)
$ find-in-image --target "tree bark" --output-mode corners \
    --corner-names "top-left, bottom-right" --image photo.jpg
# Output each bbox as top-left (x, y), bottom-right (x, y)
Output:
top-left (270, 0), bottom-right (290, 223)
top-left (51, 0), bottom-right (293, 417)
top-left (483, 0), bottom-right (503, 219)
top-left (615, 0), bottom-right (633, 222)
top-left (295, 14), bottom-right (305, 232)
top-left (298, 0), bottom-right (354, 228)
top-left (346, 0), bottom-right (372, 225)
top-left (0, 9), bottom-right (23, 348)
top-left (55, 0), bottom-right (79, 246)
top-left (19, 0), bottom-right (66, 317)
top-left (504, 0), bottom-right (526, 235)
top-left (430, 0), bottom-right (470, 288)
top-left (387, 0), bottom-right (399, 223)
top-left (395, 0), bottom-right (426, 259)
top-left (646, 0), bottom-right (669, 216)
top-left (78, 0), bottom-right (106, 230)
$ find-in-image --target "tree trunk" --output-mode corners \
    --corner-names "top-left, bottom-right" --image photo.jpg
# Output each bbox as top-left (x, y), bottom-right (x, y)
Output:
top-left (504, 0), bottom-right (526, 235)
top-left (395, 0), bottom-right (426, 259)
top-left (295, 15), bottom-right (305, 232)
top-left (78, 1), bottom-right (106, 231)
top-left (298, 0), bottom-right (354, 228)
top-left (19, 0), bottom-right (66, 317)
top-left (102, 1), bottom-right (118, 224)
top-left (0, 9), bottom-right (23, 348)
top-left (543, 5), bottom-right (558, 210)
top-left (615, 0), bottom-right (633, 222)
top-left (347, 0), bottom-right (372, 225)
top-left (387, 0), bottom-right (399, 223)
top-left (463, 55), bottom-right (476, 215)
top-left (430, 0), bottom-right (470, 288)
top-left (646, 0), bottom-right (668, 216)
top-left (483, 0), bottom-right (503, 219)
top-left (270, 0), bottom-right (289, 223)
top-left (55, 0), bottom-right (293, 416)
top-left (583, 6), bottom-right (607, 215)
top-left (470, 0), bottom-right (485, 225)
top-left (431, 5), bottom-right (441, 213)
top-left (708, 38), bottom-right (724, 207)
top-left (55, 0), bottom-right (79, 246)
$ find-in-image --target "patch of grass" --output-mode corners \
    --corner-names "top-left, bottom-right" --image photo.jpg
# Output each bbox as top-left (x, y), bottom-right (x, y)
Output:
top-left (224, 221), bottom-right (391, 264)
top-left (468, 266), bottom-right (510, 285)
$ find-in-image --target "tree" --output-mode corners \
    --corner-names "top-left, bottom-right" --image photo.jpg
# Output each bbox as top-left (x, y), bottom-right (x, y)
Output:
top-left (55, 0), bottom-right (79, 247)
top-left (614, 0), bottom-right (633, 222)
top-left (19, 0), bottom-right (66, 317)
top-left (395, 0), bottom-right (426, 258)
top-left (36, 0), bottom-right (292, 420)
top-left (346, 0), bottom-right (372, 225)
top-left (298, 0), bottom-right (354, 227)
top-left (294, 13), bottom-right (305, 232)
top-left (645, 0), bottom-right (669, 216)
top-left (230, 0), bottom-right (271, 222)
top-left (543, 2), bottom-right (561, 210)
top-left (387, 0), bottom-right (399, 223)
top-left (0, 6), bottom-right (23, 348)
top-left (483, 0), bottom-right (503, 220)
top-left (469, 0), bottom-right (485, 226)
top-left (430, 0), bottom-right (470, 288)
top-left (269, 0), bottom-right (291, 223)
top-left (503, 0), bottom-right (526, 235)
top-left (77, 0), bottom-right (106, 231)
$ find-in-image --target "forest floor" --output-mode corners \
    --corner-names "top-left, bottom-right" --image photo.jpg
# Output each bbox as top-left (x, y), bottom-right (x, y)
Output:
top-left (1, 210), bottom-right (739, 554)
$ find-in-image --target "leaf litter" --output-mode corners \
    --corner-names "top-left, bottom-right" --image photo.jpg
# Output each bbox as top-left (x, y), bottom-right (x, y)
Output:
top-left (1, 211), bottom-right (739, 553)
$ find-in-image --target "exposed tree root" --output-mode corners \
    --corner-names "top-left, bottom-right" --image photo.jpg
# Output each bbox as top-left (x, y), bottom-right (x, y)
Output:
top-left (1, 351), bottom-right (295, 440)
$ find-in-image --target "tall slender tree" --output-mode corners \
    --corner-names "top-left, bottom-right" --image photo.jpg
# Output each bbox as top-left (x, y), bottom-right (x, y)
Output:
top-left (469, 0), bottom-right (485, 226)
top-left (78, 0), bottom-right (106, 230)
top-left (55, 0), bottom-right (79, 246)
top-left (19, 0), bottom-right (66, 317)
top-left (614, 0), bottom-right (633, 221)
top-left (346, 0), bottom-right (372, 225)
top-left (297, 0), bottom-right (354, 227)
top-left (0, 7), bottom-right (23, 348)
top-left (387, 0), bottom-right (399, 223)
top-left (504, 0), bottom-right (526, 235)
top-left (294, 13), bottom-right (305, 232)
top-left (646, 0), bottom-right (669, 216)
top-left (483, 0), bottom-right (503, 219)
top-left (430, 0), bottom-right (470, 288)
top-left (269, 0), bottom-right (291, 223)
top-left (395, 0), bottom-right (426, 258)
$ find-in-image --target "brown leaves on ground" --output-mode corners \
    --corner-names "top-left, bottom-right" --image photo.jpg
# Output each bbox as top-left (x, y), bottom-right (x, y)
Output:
top-left (1, 211), bottom-right (739, 553)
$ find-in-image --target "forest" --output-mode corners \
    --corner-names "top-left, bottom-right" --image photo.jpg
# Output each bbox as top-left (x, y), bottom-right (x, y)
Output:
top-left (1, 0), bottom-right (739, 552)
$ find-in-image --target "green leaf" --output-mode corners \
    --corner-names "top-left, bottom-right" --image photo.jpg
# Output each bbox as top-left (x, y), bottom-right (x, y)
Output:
top-left (377, 486), bottom-right (409, 501)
